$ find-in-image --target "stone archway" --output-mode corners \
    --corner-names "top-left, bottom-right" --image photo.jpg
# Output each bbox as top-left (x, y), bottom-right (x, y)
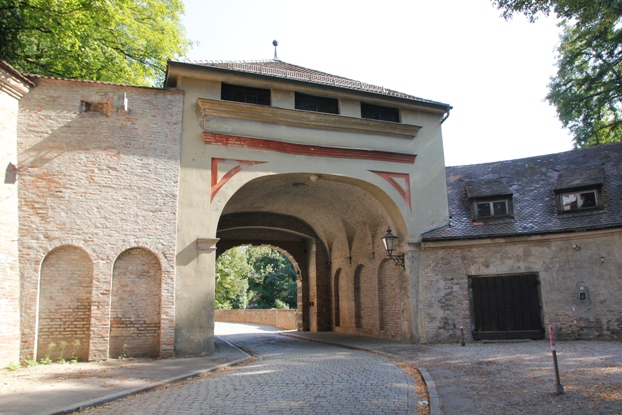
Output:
top-left (215, 173), bottom-right (409, 337)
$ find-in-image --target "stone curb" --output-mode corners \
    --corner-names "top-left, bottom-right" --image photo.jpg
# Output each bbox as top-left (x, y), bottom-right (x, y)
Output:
top-left (280, 332), bottom-right (442, 415)
top-left (47, 337), bottom-right (252, 415)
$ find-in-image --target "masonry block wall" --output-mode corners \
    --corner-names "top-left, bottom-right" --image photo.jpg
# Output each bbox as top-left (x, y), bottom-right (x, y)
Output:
top-left (110, 248), bottom-right (161, 358)
top-left (38, 246), bottom-right (92, 361)
top-left (0, 65), bottom-right (30, 367)
top-left (420, 230), bottom-right (622, 343)
top-left (17, 78), bottom-right (182, 361)
top-left (331, 223), bottom-right (407, 341)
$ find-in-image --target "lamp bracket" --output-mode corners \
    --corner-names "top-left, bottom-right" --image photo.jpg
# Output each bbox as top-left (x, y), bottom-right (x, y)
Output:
top-left (389, 253), bottom-right (405, 269)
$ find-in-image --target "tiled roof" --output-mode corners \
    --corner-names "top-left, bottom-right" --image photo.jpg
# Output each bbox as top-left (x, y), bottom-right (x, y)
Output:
top-left (423, 141), bottom-right (622, 241)
top-left (0, 60), bottom-right (35, 86)
top-left (172, 59), bottom-right (451, 109)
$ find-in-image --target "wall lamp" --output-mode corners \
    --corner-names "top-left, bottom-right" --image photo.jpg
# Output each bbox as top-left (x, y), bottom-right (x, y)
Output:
top-left (382, 227), bottom-right (405, 269)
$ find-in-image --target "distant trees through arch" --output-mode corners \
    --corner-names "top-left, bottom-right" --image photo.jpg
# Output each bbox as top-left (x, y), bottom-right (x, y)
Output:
top-left (216, 246), bottom-right (297, 310)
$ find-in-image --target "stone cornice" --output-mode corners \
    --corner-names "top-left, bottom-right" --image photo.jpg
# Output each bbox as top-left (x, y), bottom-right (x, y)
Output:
top-left (197, 99), bottom-right (422, 139)
top-left (421, 227), bottom-right (622, 250)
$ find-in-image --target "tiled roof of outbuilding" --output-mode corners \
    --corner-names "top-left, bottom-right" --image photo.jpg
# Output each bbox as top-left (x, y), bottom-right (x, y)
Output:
top-left (171, 59), bottom-right (451, 109)
top-left (423, 141), bottom-right (622, 241)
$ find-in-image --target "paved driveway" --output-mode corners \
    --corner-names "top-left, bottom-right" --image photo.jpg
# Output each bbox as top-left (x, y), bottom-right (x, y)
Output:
top-left (85, 324), bottom-right (420, 414)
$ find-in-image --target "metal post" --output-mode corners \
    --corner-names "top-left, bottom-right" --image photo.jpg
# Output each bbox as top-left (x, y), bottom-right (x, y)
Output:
top-left (573, 307), bottom-right (579, 340)
top-left (549, 325), bottom-right (564, 394)
top-left (459, 313), bottom-right (465, 346)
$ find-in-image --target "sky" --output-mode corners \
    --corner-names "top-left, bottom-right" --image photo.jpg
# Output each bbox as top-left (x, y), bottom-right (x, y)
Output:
top-left (180, 0), bottom-right (574, 166)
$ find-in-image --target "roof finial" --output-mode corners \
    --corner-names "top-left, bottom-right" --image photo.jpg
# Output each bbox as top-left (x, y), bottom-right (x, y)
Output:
top-left (272, 40), bottom-right (279, 60)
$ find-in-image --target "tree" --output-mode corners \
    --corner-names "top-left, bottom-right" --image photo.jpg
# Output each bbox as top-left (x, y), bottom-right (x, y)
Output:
top-left (215, 246), bottom-right (298, 310)
top-left (0, 0), bottom-right (191, 86)
top-left (215, 247), bottom-right (251, 310)
top-left (247, 247), bottom-right (297, 310)
top-left (492, 0), bottom-right (622, 146)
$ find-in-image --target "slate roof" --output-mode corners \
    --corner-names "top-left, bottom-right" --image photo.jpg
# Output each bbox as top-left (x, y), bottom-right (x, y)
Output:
top-left (422, 141), bottom-right (622, 241)
top-left (170, 59), bottom-right (451, 110)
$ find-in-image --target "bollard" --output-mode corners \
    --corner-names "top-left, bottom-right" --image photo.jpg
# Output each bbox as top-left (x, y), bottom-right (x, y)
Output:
top-left (573, 307), bottom-right (579, 340)
top-left (459, 313), bottom-right (465, 346)
top-left (549, 325), bottom-right (564, 395)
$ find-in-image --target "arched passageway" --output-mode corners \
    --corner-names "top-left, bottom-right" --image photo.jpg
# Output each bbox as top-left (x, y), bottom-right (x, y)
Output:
top-left (216, 173), bottom-right (408, 339)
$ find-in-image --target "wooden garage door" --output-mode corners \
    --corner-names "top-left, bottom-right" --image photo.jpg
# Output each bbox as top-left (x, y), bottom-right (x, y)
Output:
top-left (470, 274), bottom-right (543, 340)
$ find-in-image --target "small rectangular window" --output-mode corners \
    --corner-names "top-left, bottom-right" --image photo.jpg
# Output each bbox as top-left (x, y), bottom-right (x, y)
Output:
top-left (361, 102), bottom-right (400, 122)
top-left (475, 200), bottom-right (509, 219)
top-left (295, 92), bottom-right (338, 114)
top-left (559, 189), bottom-right (598, 212)
top-left (221, 83), bottom-right (270, 106)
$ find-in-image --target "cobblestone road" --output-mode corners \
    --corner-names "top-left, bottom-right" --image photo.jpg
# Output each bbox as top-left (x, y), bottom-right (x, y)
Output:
top-left (86, 324), bottom-right (418, 414)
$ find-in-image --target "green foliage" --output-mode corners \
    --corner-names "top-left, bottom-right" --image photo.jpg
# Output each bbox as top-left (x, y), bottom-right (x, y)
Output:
top-left (215, 246), bottom-right (297, 310)
top-left (492, 0), bottom-right (622, 146)
top-left (548, 16), bottom-right (622, 146)
top-left (215, 246), bottom-right (251, 310)
top-left (5, 361), bottom-right (21, 371)
top-left (57, 340), bottom-right (68, 363)
top-left (40, 342), bottom-right (55, 365)
top-left (247, 247), bottom-right (297, 310)
top-left (491, 0), bottom-right (618, 22)
top-left (118, 343), bottom-right (129, 360)
top-left (25, 359), bottom-right (39, 366)
top-left (70, 339), bottom-right (80, 363)
top-left (0, 0), bottom-right (191, 86)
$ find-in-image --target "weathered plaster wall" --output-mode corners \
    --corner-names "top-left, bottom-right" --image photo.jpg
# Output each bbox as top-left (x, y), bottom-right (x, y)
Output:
top-left (420, 230), bottom-right (622, 343)
top-left (0, 66), bottom-right (30, 367)
top-left (17, 79), bottom-right (182, 360)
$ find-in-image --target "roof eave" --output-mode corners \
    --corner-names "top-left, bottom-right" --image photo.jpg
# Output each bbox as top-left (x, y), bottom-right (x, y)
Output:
top-left (421, 222), bottom-right (622, 243)
top-left (166, 60), bottom-right (452, 112)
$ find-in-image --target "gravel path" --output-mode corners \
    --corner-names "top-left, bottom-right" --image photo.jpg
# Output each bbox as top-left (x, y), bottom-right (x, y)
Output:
top-left (376, 340), bottom-right (622, 414)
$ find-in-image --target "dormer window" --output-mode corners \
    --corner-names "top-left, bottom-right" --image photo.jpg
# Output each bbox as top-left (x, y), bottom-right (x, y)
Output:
top-left (221, 83), bottom-right (270, 105)
top-left (361, 102), bottom-right (399, 122)
top-left (558, 189), bottom-right (599, 212)
top-left (476, 200), bottom-right (508, 218)
top-left (465, 179), bottom-right (514, 221)
top-left (554, 166), bottom-right (604, 214)
top-left (295, 92), bottom-right (338, 114)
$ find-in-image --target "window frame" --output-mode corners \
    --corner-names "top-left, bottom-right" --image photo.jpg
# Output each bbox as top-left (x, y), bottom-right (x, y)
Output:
top-left (221, 83), bottom-right (271, 106)
top-left (556, 187), bottom-right (602, 213)
top-left (471, 198), bottom-right (513, 220)
top-left (294, 92), bottom-right (339, 114)
top-left (361, 102), bottom-right (400, 123)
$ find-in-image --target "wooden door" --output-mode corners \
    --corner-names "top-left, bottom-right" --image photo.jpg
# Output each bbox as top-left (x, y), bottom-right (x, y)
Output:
top-left (470, 274), bottom-right (543, 340)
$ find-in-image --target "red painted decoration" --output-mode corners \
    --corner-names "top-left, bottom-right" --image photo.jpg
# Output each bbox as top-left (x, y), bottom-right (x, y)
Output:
top-left (203, 133), bottom-right (416, 164)
top-left (211, 158), bottom-right (265, 201)
top-left (370, 171), bottom-right (412, 210)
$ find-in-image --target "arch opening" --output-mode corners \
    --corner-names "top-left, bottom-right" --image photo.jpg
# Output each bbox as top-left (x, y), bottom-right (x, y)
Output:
top-left (216, 173), bottom-right (410, 340)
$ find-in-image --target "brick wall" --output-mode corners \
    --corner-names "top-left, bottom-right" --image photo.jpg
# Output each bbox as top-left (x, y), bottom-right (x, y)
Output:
top-left (215, 309), bottom-right (297, 330)
top-left (0, 65), bottom-right (30, 367)
top-left (37, 246), bottom-right (92, 361)
top-left (110, 248), bottom-right (161, 358)
top-left (378, 259), bottom-right (403, 339)
top-left (331, 223), bottom-right (408, 340)
top-left (18, 78), bottom-right (182, 360)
